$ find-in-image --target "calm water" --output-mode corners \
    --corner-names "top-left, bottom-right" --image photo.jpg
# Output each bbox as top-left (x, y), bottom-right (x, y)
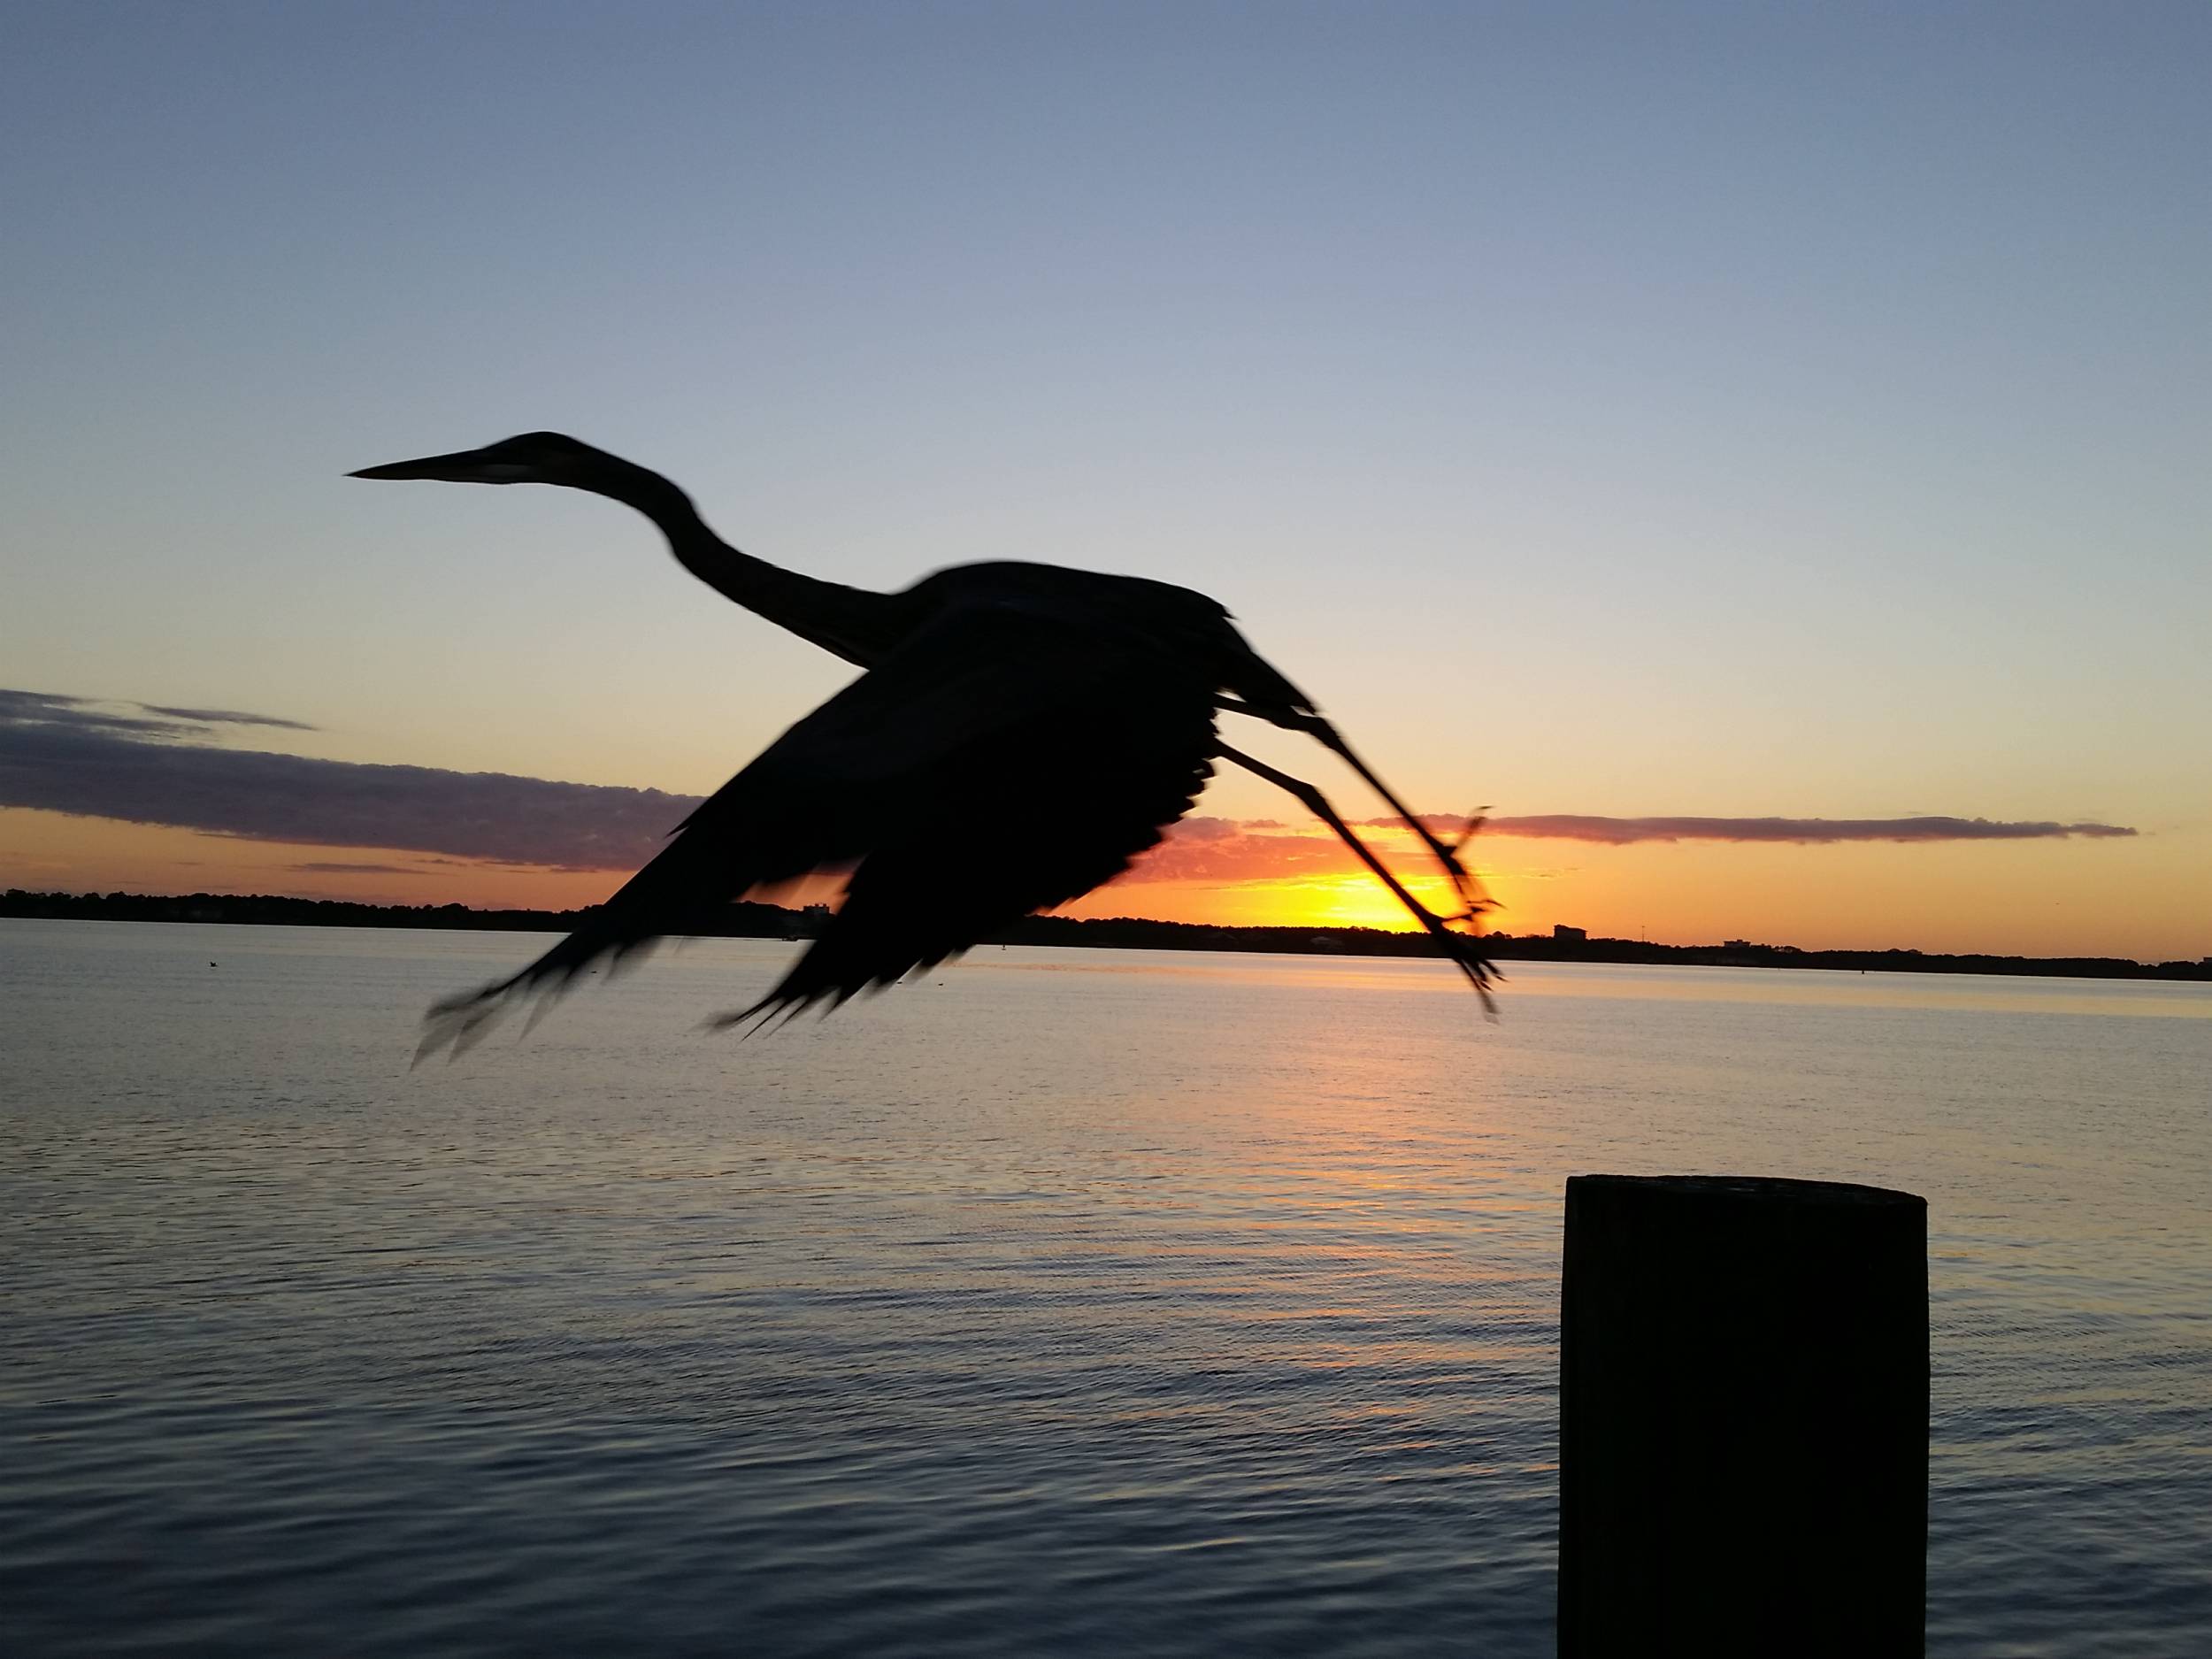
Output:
top-left (3, 920), bottom-right (2208, 1656)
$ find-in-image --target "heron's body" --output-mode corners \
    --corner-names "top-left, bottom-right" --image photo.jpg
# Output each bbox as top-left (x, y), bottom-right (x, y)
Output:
top-left (351, 433), bottom-right (1489, 1055)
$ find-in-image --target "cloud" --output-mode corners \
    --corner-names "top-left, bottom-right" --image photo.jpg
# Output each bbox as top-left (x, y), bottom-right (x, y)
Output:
top-left (1, 687), bottom-right (2140, 879)
top-left (1346, 813), bottom-right (1479, 834)
top-left (1105, 810), bottom-right (2139, 887)
top-left (136, 703), bottom-right (319, 732)
top-left (289, 862), bottom-right (426, 875)
top-left (1171, 815), bottom-right (1240, 842)
top-left (1343, 812), bottom-right (2133, 843)
top-left (0, 689), bottom-right (202, 743)
top-left (0, 689), bottom-right (319, 741)
top-left (1122, 820), bottom-right (1360, 885)
top-left (1477, 814), bottom-right (2138, 844)
top-left (1, 687), bottom-right (699, 871)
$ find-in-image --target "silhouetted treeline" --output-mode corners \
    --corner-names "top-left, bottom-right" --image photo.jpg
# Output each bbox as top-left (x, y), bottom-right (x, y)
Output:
top-left (4, 888), bottom-right (2207, 980)
top-left (1479, 931), bottom-right (2211, 981)
top-left (0, 888), bottom-right (805, 940)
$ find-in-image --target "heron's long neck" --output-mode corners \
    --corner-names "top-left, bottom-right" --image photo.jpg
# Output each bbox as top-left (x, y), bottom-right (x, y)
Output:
top-left (595, 464), bottom-right (897, 667)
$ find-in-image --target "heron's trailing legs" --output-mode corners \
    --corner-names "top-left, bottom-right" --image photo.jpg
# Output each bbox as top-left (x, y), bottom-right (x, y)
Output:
top-left (1214, 741), bottom-right (1496, 1011)
top-left (1217, 698), bottom-right (1486, 919)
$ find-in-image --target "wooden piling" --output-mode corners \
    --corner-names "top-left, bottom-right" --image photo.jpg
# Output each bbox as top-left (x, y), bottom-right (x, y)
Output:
top-left (1558, 1174), bottom-right (1928, 1657)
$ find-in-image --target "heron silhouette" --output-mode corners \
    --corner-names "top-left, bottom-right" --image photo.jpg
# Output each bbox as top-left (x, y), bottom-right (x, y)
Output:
top-left (352, 433), bottom-right (1494, 1056)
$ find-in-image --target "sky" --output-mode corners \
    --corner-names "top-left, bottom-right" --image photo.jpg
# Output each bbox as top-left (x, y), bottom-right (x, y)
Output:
top-left (3, 2), bottom-right (2207, 961)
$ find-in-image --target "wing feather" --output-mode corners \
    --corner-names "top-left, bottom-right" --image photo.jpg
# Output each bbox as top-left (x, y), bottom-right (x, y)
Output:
top-left (418, 602), bottom-right (1216, 1057)
top-left (726, 666), bottom-right (1215, 1025)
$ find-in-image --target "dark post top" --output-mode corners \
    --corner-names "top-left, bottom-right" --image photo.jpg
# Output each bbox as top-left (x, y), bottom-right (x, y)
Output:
top-left (1568, 1172), bottom-right (1925, 1209)
top-left (1559, 1171), bottom-right (1929, 1658)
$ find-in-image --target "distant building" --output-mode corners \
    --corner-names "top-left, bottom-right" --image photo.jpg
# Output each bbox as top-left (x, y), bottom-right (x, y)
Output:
top-left (786, 902), bottom-right (834, 941)
top-left (1553, 925), bottom-right (1586, 943)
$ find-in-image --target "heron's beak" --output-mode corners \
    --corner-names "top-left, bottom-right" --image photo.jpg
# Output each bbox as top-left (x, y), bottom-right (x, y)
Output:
top-left (349, 446), bottom-right (529, 483)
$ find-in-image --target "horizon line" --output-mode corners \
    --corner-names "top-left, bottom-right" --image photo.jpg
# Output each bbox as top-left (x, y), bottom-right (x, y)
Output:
top-left (4, 885), bottom-right (2204, 973)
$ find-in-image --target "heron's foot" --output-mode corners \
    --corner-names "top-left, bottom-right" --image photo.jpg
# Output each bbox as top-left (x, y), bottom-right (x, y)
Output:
top-left (1402, 895), bottom-right (1499, 1010)
top-left (1213, 736), bottom-right (1497, 1014)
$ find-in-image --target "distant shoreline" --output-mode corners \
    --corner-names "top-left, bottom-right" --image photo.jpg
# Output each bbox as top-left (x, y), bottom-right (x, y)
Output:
top-left (7, 887), bottom-right (2208, 984)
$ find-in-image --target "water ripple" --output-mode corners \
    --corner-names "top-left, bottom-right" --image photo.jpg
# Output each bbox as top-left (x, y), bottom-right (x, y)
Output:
top-left (3, 922), bottom-right (2208, 1655)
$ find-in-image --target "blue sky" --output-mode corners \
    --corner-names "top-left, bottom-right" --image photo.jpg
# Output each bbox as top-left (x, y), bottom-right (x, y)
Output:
top-left (3, 3), bottom-right (2206, 955)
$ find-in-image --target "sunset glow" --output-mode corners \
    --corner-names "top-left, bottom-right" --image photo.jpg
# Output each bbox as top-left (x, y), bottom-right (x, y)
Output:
top-left (12, 795), bottom-right (2197, 965)
top-left (2, 6), bottom-right (2205, 969)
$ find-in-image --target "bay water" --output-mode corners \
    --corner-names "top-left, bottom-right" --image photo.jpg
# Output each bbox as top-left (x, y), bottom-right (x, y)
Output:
top-left (3, 919), bottom-right (2207, 1655)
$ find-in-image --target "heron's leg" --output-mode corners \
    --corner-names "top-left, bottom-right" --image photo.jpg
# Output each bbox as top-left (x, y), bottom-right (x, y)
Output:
top-left (1305, 716), bottom-right (1485, 899)
top-left (1216, 699), bottom-right (1486, 914)
top-left (1215, 741), bottom-right (1495, 1007)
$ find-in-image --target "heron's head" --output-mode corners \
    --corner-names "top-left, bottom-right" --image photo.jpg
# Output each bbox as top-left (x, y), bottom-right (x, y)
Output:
top-left (349, 431), bottom-right (618, 488)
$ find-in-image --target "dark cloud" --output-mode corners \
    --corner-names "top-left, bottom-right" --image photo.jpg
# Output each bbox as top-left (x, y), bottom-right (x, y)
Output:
top-left (138, 703), bottom-right (319, 732)
top-left (289, 862), bottom-right (426, 875)
top-left (0, 689), bottom-right (318, 741)
top-left (0, 689), bottom-right (197, 743)
top-left (1340, 811), bottom-right (2134, 844)
top-left (1, 687), bottom-right (700, 871)
top-left (1479, 814), bottom-right (2138, 845)
top-left (1, 687), bottom-right (2139, 878)
top-left (1112, 810), bottom-right (2139, 887)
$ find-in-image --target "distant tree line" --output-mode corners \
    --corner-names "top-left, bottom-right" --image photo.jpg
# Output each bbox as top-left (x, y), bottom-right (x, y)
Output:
top-left (4, 887), bottom-right (2207, 981)
top-left (0, 887), bottom-right (802, 939)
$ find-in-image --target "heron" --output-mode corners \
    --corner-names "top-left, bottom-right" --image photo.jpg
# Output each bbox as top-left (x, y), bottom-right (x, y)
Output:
top-left (351, 433), bottom-right (1494, 1056)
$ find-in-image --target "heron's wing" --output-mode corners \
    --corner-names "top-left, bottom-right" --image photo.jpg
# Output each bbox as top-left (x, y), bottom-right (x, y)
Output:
top-left (731, 632), bottom-right (1215, 1024)
top-left (418, 602), bottom-right (1211, 1057)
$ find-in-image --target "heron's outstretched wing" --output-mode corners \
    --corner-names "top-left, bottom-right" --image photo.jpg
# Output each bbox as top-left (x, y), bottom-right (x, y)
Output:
top-left (418, 602), bottom-right (1215, 1058)
top-left (730, 638), bottom-right (1215, 1027)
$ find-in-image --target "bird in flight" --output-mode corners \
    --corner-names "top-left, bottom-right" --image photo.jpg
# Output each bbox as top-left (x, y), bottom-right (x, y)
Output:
top-left (352, 433), bottom-right (1494, 1056)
